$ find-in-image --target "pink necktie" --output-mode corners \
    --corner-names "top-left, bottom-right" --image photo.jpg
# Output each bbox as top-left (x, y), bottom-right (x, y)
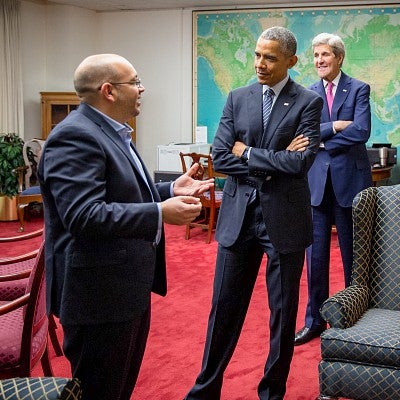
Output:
top-left (326, 81), bottom-right (334, 116)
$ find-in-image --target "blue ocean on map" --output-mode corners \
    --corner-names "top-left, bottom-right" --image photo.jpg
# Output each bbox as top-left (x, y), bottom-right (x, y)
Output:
top-left (197, 57), bottom-right (226, 142)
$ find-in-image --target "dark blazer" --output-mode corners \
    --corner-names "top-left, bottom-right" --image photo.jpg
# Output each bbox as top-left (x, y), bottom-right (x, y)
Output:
top-left (38, 103), bottom-right (171, 326)
top-left (307, 72), bottom-right (372, 207)
top-left (212, 78), bottom-right (323, 253)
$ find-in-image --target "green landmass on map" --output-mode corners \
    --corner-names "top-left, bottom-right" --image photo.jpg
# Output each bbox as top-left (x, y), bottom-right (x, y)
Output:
top-left (195, 8), bottom-right (400, 147)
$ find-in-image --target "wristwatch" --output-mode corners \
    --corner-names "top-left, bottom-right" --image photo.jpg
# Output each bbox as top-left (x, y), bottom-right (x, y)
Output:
top-left (240, 146), bottom-right (250, 163)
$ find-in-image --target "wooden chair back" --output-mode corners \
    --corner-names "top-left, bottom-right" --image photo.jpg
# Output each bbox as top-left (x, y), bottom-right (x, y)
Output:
top-left (14, 139), bottom-right (45, 232)
top-left (0, 228), bottom-right (63, 357)
top-left (0, 241), bottom-right (53, 379)
top-left (179, 152), bottom-right (223, 243)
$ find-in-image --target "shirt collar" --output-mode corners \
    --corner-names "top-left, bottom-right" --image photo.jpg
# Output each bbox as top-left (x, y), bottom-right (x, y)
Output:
top-left (86, 103), bottom-right (132, 141)
top-left (324, 71), bottom-right (341, 88)
top-left (263, 75), bottom-right (289, 98)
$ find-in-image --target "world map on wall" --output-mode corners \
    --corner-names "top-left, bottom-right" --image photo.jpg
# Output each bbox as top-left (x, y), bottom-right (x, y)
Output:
top-left (194, 6), bottom-right (400, 153)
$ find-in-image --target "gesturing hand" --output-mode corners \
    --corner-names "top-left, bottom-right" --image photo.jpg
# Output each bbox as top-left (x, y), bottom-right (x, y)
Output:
top-left (161, 196), bottom-right (203, 225)
top-left (173, 163), bottom-right (214, 197)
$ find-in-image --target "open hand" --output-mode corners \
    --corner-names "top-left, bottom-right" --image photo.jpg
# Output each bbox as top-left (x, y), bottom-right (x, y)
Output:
top-left (174, 163), bottom-right (214, 197)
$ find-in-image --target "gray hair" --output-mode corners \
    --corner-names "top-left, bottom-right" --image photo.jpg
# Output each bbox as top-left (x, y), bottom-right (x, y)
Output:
top-left (312, 33), bottom-right (345, 60)
top-left (259, 26), bottom-right (297, 57)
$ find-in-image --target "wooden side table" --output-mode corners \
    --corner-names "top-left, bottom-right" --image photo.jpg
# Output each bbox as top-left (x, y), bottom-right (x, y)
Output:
top-left (371, 167), bottom-right (392, 186)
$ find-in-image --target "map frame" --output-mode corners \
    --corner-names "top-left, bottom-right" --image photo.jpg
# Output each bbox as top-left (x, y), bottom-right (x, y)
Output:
top-left (192, 5), bottom-right (400, 160)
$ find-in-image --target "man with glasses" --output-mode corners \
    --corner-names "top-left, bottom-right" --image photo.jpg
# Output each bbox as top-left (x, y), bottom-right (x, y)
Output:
top-left (38, 53), bottom-right (213, 400)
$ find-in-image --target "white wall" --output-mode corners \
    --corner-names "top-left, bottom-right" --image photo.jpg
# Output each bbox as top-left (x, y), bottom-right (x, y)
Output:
top-left (20, 2), bottom-right (194, 173)
top-left (21, 2), bottom-right (99, 137)
top-left (20, 1), bottom-right (47, 140)
top-left (98, 9), bottom-right (194, 169)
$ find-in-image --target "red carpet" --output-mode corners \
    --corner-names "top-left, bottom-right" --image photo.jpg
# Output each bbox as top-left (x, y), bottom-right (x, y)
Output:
top-left (0, 218), bottom-right (44, 257)
top-left (1, 219), bottom-right (344, 399)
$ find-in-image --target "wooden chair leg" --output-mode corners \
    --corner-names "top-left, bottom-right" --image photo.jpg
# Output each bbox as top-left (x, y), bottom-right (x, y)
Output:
top-left (206, 207), bottom-right (216, 244)
top-left (49, 314), bottom-right (63, 356)
top-left (185, 224), bottom-right (191, 240)
top-left (17, 203), bottom-right (29, 232)
top-left (40, 344), bottom-right (54, 376)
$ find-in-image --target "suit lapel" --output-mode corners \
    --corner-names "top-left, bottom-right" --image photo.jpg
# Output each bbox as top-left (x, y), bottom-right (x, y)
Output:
top-left (107, 130), bottom-right (159, 201)
top-left (78, 103), bottom-right (158, 200)
top-left (260, 79), bottom-right (297, 149)
top-left (247, 83), bottom-right (263, 147)
top-left (311, 73), bottom-right (351, 121)
top-left (129, 143), bottom-right (161, 201)
top-left (310, 80), bottom-right (330, 121)
top-left (332, 73), bottom-right (351, 119)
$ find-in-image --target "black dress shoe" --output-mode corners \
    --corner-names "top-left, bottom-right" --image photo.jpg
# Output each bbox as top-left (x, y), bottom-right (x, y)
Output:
top-left (294, 326), bottom-right (325, 346)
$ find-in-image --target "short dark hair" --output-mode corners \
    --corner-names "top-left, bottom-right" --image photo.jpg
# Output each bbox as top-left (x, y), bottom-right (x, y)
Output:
top-left (259, 26), bottom-right (297, 57)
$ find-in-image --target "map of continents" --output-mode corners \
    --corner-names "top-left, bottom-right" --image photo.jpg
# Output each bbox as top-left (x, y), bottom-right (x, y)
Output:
top-left (194, 7), bottom-right (400, 153)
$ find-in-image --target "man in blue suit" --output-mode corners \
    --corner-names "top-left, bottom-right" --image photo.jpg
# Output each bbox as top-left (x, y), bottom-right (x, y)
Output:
top-left (184, 27), bottom-right (323, 400)
top-left (38, 54), bottom-right (213, 400)
top-left (295, 33), bottom-right (372, 345)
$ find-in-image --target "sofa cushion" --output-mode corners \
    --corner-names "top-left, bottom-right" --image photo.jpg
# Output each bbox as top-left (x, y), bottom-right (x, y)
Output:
top-left (319, 360), bottom-right (400, 400)
top-left (321, 308), bottom-right (400, 368)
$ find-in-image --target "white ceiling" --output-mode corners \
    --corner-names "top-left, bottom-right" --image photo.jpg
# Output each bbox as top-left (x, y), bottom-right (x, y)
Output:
top-left (36, 0), bottom-right (397, 12)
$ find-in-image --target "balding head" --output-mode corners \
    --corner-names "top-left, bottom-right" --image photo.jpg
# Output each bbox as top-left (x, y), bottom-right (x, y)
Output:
top-left (72, 53), bottom-right (144, 123)
top-left (73, 54), bottom-right (133, 102)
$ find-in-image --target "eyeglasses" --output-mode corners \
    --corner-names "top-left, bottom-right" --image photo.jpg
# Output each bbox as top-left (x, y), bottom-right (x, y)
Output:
top-left (98, 79), bottom-right (142, 90)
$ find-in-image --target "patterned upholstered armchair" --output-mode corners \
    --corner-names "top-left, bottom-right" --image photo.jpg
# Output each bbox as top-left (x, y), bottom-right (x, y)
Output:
top-left (317, 184), bottom-right (400, 400)
top-left (0, 377), bottom-right (81, 399)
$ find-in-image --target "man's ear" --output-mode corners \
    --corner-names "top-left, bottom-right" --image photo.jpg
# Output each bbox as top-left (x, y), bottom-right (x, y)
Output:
top-left (337, 54), bottom-right (344, 67)
top-left (99, 82), bottom-right (114, 100)
top-left (288, 55), bottom-right (298, 69)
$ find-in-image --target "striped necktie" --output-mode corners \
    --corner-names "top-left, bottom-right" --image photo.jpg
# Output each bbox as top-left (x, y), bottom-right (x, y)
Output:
top-left (263, 88), bottom-right (274, 128)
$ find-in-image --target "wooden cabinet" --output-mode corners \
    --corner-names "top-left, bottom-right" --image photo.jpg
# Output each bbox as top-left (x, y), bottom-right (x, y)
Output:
top-left (40, 92), bottom-right (80, 139)
top-left (40, 91), bottom-right (136, 143)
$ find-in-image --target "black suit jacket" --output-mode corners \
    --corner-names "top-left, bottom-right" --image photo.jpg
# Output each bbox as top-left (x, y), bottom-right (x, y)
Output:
top-left (38, 103), bottom-right (171, 325)
top-left (212, 79), bottom-right (323, 253)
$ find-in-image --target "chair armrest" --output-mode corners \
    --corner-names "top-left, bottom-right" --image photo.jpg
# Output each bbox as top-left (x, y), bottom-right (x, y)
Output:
top-left (320, 284), bottom-right (369, 329)
top-left (0, 269), bottom-right (31, 282)
top-left (0, 228), bottom-right (44, 242)
top-left (0, 249), bottom-right (39, 265)
top-left (0, 293), bottom-right (30, 315)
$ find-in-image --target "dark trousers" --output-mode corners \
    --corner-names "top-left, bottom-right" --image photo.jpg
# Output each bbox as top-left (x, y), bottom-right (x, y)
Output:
top-left (63, 306), bottom-right (151, 400)
top-left (185, 200), bottom-right (305, 400)
top-left (304, 173), bottom-right (353, 329)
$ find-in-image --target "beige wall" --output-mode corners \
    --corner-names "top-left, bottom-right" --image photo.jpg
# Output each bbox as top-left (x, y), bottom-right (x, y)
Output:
top-left (20, 2), bottom-right (193, 173)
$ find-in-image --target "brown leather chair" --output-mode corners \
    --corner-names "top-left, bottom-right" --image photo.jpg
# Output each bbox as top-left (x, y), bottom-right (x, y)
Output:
top-left (0, 241), bottom-right (53, 378)
top-left (14, 139), bottom-right (45, 232)
top-left (0, 228), bottom-right (63, 358)
top-left (179, 152), bottom-right (223, 243)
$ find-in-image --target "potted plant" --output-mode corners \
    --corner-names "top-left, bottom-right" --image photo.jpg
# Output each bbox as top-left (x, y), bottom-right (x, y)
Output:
top-left (0, 132), bottom-right (25, 220)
